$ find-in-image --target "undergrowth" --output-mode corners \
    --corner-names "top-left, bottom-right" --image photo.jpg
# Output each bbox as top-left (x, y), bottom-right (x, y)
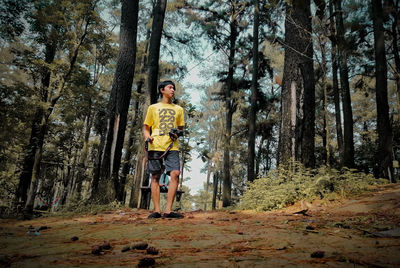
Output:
top-left (240, 161), bottom-right (388, 211)
top-left (51, 199), bottom-right (125, 218)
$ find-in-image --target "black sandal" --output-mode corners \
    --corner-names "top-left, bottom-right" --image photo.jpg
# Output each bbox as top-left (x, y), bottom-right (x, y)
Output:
top-left (147, 212), bottom-right (161, 219)
top-left (163, 212), bottom-right (184, 219)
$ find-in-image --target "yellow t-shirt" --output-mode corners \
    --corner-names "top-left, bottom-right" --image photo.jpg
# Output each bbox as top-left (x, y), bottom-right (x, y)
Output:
top-left (144, 102), bottom-right (185, 151)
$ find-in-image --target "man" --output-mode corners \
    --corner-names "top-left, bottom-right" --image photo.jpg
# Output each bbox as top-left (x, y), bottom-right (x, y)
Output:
top-left (143, 80), bottom-right (185, 219)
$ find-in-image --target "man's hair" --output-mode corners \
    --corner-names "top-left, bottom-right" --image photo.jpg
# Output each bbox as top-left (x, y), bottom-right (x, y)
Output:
top-left (158, 80), bottom-right (175, 95)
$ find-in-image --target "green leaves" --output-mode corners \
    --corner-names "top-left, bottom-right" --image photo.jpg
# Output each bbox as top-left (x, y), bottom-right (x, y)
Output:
top-left (240, 161), bottom-right (388, 211)
top-left (0, 0), bottom-right (30, 40)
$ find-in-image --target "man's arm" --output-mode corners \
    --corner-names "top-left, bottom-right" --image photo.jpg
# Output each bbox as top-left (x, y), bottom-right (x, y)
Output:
top-left (143, 124), bottom-right (153, 142)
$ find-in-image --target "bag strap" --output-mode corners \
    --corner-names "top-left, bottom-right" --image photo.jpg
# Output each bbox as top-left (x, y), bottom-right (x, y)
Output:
top-left (145, 138), bottom-right (174, 160)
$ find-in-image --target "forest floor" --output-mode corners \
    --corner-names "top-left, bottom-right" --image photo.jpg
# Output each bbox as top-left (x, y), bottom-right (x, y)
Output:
top-left (1, 184), bottom-right (400, 268)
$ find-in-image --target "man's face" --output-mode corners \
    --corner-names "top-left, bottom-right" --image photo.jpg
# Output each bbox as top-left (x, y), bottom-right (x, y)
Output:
top-left (162, 84), bottom-right (175, 98)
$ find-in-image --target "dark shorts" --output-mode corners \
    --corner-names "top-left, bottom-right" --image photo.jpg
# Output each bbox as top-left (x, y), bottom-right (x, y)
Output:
top-left (148, 150), bottom-right (180, 175)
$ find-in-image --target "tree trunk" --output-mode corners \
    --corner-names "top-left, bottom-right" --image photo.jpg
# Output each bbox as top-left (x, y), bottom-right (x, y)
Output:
top-left (24, 140), bottom-right (44, 216)
top-left (15, 39), bottom-right (56, 211)
top-left (212, 171), bottom-right (219, 210)
top-left (16, 109), bottom-right (46, 211)
top-left (255, 137), bottom-right (265, 176)
top-left (119, 85), bottom-right (141, 202)
top-left (147, 0), bottom-right (167, 104)
top-left (91, 127), bottom-right (106, 198)
top-left (278, 0), bottom-right (315, 168)
top-left (322, 42), bottom-right (330, 166)
top-left (119, 115), bottom-right (136, 203)
top-left (222, 12), bottom-right (238, 207)
top-left (203, 162), bottom-right (211, 211)
top-left (329, 0), bottom-right (344, 166)
top-left (372, 0), bottom-right (394, 180)
top-left (120, 25), bottom-right (150, 203)
top-left (75, 103), bottom-right (93, 200)
top-left (18, 40), bottom-right (59, 217)
top-left (390, 0), bottom-right (400, 117)
top-left (66, 148), bottom-right (79, 204)
top-left (129, 145), bottom-right (146, 208)
top-left (96, 0), bottom-right (139, 203)
top-left (247, 0), bottom-right (259, 183)
top-left (298, 0), bottom-right (315, 168)
top-left (322, 92), bottom-right (328, 164)
top-left (129, 0), bottom-right (166, 208)
top-left (180, 131), bottom-right (191, 190)
top-left (264, 139), bottom-right (271, 174)
top-left (335, 0), bottom-right (355, 168)
top-left (19, 8), bottom-right (93, 215)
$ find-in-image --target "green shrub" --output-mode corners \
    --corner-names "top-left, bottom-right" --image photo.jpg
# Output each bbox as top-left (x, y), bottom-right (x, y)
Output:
top-left (53, 199), bottom-right (124, 217)
top-left (240, 161), bottom-right (387, 211)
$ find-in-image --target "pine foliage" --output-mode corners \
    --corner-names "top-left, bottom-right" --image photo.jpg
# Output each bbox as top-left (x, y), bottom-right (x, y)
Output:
top-left (240, 161), bottom-right (388, 211)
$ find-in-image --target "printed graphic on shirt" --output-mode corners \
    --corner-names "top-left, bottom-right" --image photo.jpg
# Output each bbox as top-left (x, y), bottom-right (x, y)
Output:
top-left (159, 108), bottom-right (176, 136)
top-left (144, 103), bottom-right (184, 151)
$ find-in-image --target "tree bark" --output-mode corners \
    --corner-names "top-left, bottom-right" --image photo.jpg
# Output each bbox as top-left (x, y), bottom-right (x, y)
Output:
top-left (372, 0), bottom-right (394, 180)
top-left (15, 40), bottom-right (55, 211)
top-left (129, 0), bottom-right (166, 208)
top-left (329, 0), bottom-right (344, 166)
top-left (204, 160), bottom-right (211, 211)
top-left (247, 0), bottom-right (259, 183)
top-left (120, 25), bottom-right (151, 203)
top-left (91, 124), bottom-right (106, 198)
top-left (147, 0), bottom-right (167, 104)
top-left (255, 137), bottom-right (265, 176)
top-left (212, 171), bottom-right (219, 210)
top-left (75, 102), bottom-right (93, 200)
top-left (389, 0), bottom-right (400, 116)
top-left (334, 0), bottom-right (355, 168)
top-left (322, 86), bottom-right (328, 164)
top-left (321, 42), bottom-right (331, 166)
top-left (96, 0), bottom-right (139, 203)
top-left (278, 0), bottom-right (315, 168)
top-left (222, 8), bottom-right (238, 207)
top-left (119, 93), bottom-right (139, 203)
top-left (16, 109), bottom-right (46, 211)
top-left (299, 0), bottom-right (316, 169)
top-left (18, 4), bottom-right (94, 216)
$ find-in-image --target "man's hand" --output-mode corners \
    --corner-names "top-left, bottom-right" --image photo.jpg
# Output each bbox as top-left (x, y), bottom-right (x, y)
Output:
top-left (143, 124), bottom-right (153, 143)
top-left (169, 128), bottom-right (183, 141)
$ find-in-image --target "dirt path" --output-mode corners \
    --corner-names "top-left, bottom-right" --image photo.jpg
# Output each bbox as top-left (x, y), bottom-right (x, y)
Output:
top-left (1, 184), bottom-right (400, 267)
